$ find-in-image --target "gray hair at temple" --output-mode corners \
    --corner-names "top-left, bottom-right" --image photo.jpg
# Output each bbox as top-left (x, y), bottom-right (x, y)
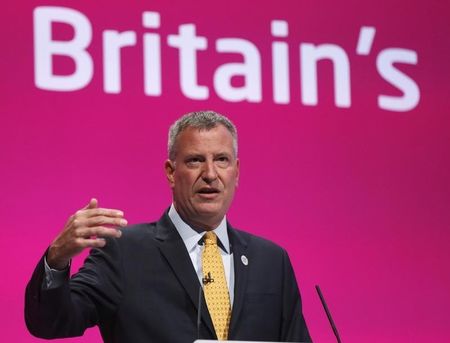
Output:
top-left (168, 110), bottom-right (238, 161)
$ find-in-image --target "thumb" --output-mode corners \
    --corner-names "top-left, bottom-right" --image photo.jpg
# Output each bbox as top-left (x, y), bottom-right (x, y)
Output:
top-left (83, 198), bottom-right (98, 210)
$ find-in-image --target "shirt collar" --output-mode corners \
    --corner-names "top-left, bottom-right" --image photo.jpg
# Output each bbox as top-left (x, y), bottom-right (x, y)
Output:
top-left (168, 204), bottom-right (230, 254)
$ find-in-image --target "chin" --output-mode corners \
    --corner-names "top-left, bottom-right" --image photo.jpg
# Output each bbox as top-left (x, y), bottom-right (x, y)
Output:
top-left (194, 204), bottom-right (224, 218)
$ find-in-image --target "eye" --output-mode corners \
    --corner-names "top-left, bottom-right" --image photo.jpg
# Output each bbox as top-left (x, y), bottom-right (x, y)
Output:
top-left (215, 156), bottom-right (230, 167)
top-left (186, 157), bottom-right (202, 167)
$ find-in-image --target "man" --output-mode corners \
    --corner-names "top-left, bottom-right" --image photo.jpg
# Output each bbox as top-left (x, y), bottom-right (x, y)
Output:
top-left (25, 111), bottom-right (312, 342)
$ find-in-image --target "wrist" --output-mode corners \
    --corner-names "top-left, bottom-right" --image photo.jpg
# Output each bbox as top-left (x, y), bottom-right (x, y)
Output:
top-left (47, 246), bottom-right (70, 270)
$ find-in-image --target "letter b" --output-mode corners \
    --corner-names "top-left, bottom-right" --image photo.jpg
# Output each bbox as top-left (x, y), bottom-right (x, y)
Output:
top-left (33, 6), bottom-right (93, 91)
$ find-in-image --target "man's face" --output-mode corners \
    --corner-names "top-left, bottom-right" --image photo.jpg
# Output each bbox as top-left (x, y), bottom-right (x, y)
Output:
top-left (165, 124), bottom-right (239, 230)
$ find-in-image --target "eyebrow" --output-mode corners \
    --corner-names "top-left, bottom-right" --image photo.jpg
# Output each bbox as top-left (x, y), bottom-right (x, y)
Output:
top-left (184, 152), bottom-right (232, 158)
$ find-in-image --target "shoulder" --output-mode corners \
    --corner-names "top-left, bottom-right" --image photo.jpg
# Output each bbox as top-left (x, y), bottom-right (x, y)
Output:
top-left (230, 226), bottom-right (288, 258)
top-left (230, 227), bottom-right (297, 284)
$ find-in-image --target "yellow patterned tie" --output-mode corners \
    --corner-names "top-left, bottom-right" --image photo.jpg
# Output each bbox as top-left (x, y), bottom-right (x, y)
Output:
top-left (202, 231), bottom-right (231, 340)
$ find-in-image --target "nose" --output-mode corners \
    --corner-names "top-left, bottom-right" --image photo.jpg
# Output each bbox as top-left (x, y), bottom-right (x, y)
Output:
top-left (202, 160), bottom-right (218, 183)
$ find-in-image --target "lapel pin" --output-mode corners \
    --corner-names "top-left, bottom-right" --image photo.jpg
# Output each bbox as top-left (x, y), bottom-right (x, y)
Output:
top-left (241, 255), bottom-right (248, 266)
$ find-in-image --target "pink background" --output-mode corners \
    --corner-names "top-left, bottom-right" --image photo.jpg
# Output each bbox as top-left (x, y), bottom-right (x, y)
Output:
top-left (1, 1), bottom-right (449, 342)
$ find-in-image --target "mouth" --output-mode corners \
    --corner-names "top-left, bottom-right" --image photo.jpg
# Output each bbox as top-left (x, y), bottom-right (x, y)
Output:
top-left (196, 187), bottom-right (220, 199)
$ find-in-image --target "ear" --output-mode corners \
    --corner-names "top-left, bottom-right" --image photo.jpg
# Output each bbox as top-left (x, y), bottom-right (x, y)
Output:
top-left (235, 158), bottom-right (240, 187)
top-left (165, 159), bottom-right (176, 187)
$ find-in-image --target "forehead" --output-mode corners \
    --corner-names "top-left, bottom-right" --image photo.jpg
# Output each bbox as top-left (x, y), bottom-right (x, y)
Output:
top-left (176, 125), bottom-right (234, 154)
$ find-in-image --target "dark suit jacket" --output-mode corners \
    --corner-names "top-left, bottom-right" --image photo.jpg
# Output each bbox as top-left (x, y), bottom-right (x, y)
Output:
top-left (25, 211), bottom-right (312, 342)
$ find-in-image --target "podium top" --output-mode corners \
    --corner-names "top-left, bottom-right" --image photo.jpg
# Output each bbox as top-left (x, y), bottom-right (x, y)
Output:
top-left (194, 341), bottom-right (310, 343)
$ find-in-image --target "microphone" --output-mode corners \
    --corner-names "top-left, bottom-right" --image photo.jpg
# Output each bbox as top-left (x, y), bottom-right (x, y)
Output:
top-left (315, 285), bottom-right (342, 343)
top-left (202, 272), bottom-right (214, 285)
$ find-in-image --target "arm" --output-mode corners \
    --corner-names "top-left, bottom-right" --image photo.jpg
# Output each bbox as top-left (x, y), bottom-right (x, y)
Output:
top-left (280, 249), bottom-right (313, 342)
top-left (24, 199), bottom-right (127, 339)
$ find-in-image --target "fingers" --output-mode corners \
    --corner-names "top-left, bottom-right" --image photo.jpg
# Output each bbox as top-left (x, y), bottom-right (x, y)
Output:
top-left (80, 199), bottom-right (122, 217)
top-left (80, 208), bottom-right (124, 219)
top-left (79, 238), bottom-right (107, 249)
top-left (73, 199), bottom-right (125, 226)
top-left (84, 216), bottom-right (127, 227)
top-left (70, 200), bottom-right (127, 241)
top-left (74, 226), bottom-right (123, 239)
top-left (72, 214), bottom-right (126, 228)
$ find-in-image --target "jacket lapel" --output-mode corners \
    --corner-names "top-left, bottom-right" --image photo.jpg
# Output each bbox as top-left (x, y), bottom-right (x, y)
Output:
top-left (155, 213), bottom-right (215, 337)
top-left (228, 225), bottom-right (250, 337)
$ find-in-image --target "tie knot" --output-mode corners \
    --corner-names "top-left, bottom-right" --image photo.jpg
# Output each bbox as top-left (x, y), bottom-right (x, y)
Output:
top-left (204, 231), bottom-right (217, 245)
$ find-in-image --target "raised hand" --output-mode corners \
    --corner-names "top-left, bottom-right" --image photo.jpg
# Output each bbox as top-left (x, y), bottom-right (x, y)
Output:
top-left (46, 198), bottom-right (127, 270)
